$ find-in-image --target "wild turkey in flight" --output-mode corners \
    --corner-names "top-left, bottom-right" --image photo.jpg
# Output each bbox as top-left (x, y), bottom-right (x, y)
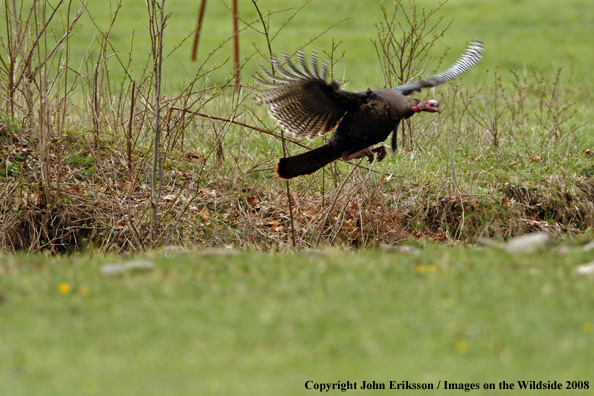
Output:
top-left (253, 41), bottom-right (484, 179)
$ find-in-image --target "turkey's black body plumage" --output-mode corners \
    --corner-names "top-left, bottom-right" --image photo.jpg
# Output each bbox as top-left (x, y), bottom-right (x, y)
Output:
top-left (330, 89), bottom-right (415, 156)
top-left (253, 41), bottom-right (484, 179)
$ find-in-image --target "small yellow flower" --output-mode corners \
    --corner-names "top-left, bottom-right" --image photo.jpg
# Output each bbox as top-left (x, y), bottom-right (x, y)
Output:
top-left (57, 282), bottom-right (71, 295)
top-left (582, 322), bottom-right (593, 334)
top-left (455, 340), bottom-right (470, 354)
top-left (415, 264), bottom-right (426, 273)
top-left (427, 264), bottom-right (438, 272)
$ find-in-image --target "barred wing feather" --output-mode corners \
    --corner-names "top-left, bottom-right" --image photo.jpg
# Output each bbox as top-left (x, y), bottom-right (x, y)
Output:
top-left (394, 41), bottom-right (484, 96)
top-left (253, 50), bottom-right (354, 139)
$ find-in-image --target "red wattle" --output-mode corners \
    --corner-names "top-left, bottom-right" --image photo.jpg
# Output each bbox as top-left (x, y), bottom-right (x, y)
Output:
top-left (412, 106), bottom-right (421, 112)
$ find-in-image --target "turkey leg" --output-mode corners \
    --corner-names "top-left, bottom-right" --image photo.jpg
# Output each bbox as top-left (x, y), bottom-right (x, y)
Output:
top-left (342, 146), bottom-right (387, 163)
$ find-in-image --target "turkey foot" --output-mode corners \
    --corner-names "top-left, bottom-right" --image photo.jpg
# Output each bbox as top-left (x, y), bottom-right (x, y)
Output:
top-left (371, 146), bottom-right (387, 162)
top-left (343, 146), bottom-right (387, 163)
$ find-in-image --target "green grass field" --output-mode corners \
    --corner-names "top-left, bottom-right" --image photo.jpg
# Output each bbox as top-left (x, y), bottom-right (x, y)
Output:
top-left (1, 245), bottom-right (594, 395)
top-left (13, 0), bottom-right (593, 86)
top-left (2, 1), bottom-right (594, 393)
top-left (68, 0), bottom-right (594, 87)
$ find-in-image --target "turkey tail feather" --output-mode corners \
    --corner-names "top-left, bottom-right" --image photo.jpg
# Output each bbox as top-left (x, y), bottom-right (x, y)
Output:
top-left (276, 145), bottom-right (339, 179)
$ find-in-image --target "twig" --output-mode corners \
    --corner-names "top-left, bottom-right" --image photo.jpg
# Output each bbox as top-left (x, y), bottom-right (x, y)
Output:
top-left (127, 80), bottom-right (136, 172)
top-left (114, 195), bottom-right (146, 251)
top-left (250, 0), bottom-right (296, 248)
top-left (315, 158), bottom-right (364, 246)
top-left (169, 106), bottom-right (310, 150)
top-left (232, 0), bottom-right (240, 87)
top-left (191, 0), bottom-right (208, 61)
top-left (147, 0), bottom-right (169, 242)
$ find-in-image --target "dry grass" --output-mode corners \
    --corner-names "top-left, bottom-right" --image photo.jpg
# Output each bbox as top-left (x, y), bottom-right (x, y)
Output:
top-left (2, 133), bottom-right (593, 253)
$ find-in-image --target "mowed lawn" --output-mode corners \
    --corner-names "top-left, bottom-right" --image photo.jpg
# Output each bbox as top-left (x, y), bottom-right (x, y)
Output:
top-left (27, 0), bottom-right (594, 88)
top-left (1, 245), bottom-right (593, 395)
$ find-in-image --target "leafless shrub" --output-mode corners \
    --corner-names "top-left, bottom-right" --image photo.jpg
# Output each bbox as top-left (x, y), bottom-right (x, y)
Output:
top-left (372, 0), bottom-right (451, 149)
top-left (373, 0), bottom-right (451, 86)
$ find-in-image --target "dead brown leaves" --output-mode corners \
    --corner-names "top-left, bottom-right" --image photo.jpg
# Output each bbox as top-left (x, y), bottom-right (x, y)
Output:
top-left (2, 133), bottom-right (594, 252)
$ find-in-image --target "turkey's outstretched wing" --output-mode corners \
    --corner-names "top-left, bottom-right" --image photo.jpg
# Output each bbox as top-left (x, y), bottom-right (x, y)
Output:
top-left (253, 50), bottom-right (362, 139)
top-left (394, 41), bottom-right (484, 96)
